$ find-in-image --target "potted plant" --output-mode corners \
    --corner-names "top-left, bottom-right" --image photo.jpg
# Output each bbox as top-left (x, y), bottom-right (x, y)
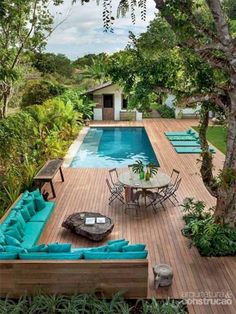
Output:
top-left (148, 163), bottom-right (159, 177)
top-left (132, 160), bottom-right (145, 179)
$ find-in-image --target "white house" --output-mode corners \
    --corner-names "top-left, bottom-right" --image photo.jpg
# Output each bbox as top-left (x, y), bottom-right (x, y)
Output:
top-left (85, 82), bottom-right (142, 121)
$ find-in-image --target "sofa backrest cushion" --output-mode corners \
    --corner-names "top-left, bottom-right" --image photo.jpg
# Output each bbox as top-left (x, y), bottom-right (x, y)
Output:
top-left (48, 243), bottom-right (71, 253)
top-left (5, 235), bottom-right (22, 247)
top-left (122, 244), bottom-right (146, 252)
top-left (84, 251), bottom-right (148, 260)
top-left (107, 238), bottom-right (126, 245)
top-left (27, 244), bottom-right (49, 252)
top-left (107, 241), bottom-right (129, 252)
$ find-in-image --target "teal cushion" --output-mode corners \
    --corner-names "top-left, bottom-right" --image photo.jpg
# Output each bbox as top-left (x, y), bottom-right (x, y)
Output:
top-left (19, 252), bottom-right (83, 260)
top-left (0, 252), bottom-right (18, 260)
top-left (84, 251), bottom-right (148, 260)
top-left (0, 245), bottom-right (5, 252)
top-left (5, 235), bottom-right (22, 247)
top-left (72, 245), bottom-right (108, 253)
top-left (30, 202), bottom-right (54, 222)
top-left (0, 230), bottom-right (6, 245)
top-left (10, 211), bottom-right (26, 230)
top-left (22, 221), bottom-right (45, 249)
top-left (20, 207), bottom-right (31, 222)
top-left (4, 246), bottom-right (26, 253)
top-left (27, 244), bottom-right (48, 252)
top-left (34, 195), bottom-right (46, 211)
top-left (122, 244), bottom-right (146, 252)
top-left (107, 241), bottom-right (129, 252)
top-left (107, 238), bottom-right (126, 245)
top-left (48, 243), bottom-right (71, 253)
top-left (4, 225), bottom-right (23, 242)
top-left (23, 199), bottom-right (36, 216)
top-left (1, 209), bottom-right (17, 226)
top-left (31, 188), bottom-right (41, 198)
top-left (8, 220), bottom-right (24, 238)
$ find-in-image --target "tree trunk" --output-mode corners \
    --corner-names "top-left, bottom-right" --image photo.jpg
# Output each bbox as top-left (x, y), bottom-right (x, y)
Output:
top-left (214, 89), bottom-right (236, 225)
top-left (1, 88), bottom-right (11, 118)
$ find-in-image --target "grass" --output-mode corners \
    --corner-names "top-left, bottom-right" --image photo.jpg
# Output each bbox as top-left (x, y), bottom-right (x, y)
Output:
top-left (0, 293), bottom-right (188, 314)
top-left (192, 125), bottom-right (227, 154)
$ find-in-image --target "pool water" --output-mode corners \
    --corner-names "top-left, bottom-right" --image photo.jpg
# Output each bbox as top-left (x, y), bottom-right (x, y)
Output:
top-left (70, 127), bottom-right (159, 168)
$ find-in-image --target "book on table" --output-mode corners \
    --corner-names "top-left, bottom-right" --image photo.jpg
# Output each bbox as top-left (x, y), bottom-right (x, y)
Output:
top-left (85, 217), bottom-right (95, 225)
top-left (96, 217), bottom-right (106, 224)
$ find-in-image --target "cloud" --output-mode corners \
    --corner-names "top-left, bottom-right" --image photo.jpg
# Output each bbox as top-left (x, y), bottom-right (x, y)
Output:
top-left (46, 0), bottom-right (156, 59)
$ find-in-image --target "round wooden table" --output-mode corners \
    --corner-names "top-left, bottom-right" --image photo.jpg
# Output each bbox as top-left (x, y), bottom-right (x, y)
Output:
top-left (118, 171), bottom-right (171, 207)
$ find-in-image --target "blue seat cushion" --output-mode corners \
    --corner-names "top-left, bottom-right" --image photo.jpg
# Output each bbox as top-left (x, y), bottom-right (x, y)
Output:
top-left (19, 251), bottom-right (83, 260)
top-left (21, 222), bottom-right (45, 249)
top-left (84, 251), bottom-right (148, 260)
top-left (0, 252), bottom-right (18, 260)
top-left (30, 202), bottom-right (54, 222)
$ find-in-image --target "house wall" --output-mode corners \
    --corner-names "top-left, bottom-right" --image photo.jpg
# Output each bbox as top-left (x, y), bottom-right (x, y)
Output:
top-left (93, 84), bottom-right (122, 120)
top-left (92, 84), bottom-right (142, 121)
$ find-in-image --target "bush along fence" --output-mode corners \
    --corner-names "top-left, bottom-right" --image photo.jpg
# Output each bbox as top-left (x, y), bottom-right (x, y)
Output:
top-left (0, 92), bottom-right (88, 217)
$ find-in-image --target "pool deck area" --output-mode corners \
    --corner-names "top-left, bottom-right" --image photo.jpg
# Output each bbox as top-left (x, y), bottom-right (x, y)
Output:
top-left (39, 119), bottom-right (235, 314)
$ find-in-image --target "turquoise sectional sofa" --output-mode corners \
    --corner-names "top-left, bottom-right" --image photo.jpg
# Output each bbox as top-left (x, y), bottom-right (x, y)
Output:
top-left (0, 190), bottom-right (148, 261)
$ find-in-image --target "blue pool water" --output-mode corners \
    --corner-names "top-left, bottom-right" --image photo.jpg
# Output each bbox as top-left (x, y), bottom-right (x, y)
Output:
top-left (70, 127), bottom-right (159, 168)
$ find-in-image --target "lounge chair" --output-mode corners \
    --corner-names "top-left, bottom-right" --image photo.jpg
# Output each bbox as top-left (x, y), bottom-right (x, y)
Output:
top-left (174, 146), bottom-right (216, 154)
top-left (166, 135), bottom-right (198, 141)
top-left (171, 141), bottom-right (201, 147)
top-left (164, 128), bottom-right (195, 136)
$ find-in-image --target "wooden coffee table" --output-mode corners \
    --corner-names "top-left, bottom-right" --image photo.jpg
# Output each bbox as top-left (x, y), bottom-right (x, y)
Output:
top-left (62, 212), bottom-right (114, 242)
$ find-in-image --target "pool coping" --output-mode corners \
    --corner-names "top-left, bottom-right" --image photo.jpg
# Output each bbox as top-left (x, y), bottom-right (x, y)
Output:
top-left (63, 126), bottom-right (90, 168)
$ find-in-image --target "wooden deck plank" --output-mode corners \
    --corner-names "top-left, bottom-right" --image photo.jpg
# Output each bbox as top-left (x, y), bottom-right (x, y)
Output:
top-left (39, 119), bottom-right (235, 314)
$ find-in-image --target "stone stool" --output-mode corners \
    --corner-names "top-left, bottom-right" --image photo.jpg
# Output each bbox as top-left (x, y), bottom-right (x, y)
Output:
top-left (153, 264), bottom-right (173, 289)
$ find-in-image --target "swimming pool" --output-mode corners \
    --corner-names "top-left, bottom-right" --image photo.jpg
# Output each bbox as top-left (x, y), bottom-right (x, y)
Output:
top-left (70, 127), bottom-right (159, 168)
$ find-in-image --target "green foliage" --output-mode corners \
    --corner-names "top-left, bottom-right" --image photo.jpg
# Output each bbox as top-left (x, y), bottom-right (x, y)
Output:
top-left (0, 293), bottom-right (187, 314)
top-left (0, 93), bottom-right (83, 217)
top-left (181, 198), bottom-right (236, 256)
top-left (155, 104), bottom-right (175, 118)
top-left (58, 89), bottom-right (96, 120)
top-left (21, 80), bottom-right (66, 108)
top-left (33, 53), bottom-right (73, 78)
top-left (0, 0), bottom-right (63, 117)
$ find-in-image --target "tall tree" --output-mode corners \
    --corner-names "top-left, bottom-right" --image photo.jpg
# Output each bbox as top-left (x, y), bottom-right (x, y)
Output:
top-left (0, 0), bottom-right (63, 118)
top-left (77, 0), bottom-right (236, 224)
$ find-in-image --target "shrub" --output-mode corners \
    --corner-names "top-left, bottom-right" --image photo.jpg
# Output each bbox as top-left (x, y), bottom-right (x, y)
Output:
top-left (0, 95), bottom-right (83, 217)
top-left (21, 80), bottom-right (66, 108)
top-left (156, 103), bottom-right (175, 118)
top-left (181, 198), bottom-right (236, 256)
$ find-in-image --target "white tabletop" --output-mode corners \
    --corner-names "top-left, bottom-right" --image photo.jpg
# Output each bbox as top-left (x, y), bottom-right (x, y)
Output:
top-left (118, 170), bottom-right (171, 190)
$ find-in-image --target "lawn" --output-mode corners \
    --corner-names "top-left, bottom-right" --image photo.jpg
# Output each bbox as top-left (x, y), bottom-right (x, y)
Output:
top-left (192, 125), bottom-right (227, 154)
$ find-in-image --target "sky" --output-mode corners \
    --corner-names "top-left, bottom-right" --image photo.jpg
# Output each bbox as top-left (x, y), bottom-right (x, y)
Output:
top-left (46, 0), bottom-right (156, 60)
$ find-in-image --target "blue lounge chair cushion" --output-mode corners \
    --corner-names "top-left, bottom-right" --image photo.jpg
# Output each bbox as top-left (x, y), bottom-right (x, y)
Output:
top-left (84, 251), bottom-right (148, 260)
top-left (122, 244), bottom-right (146, 252)
top-left (0, 252), bottom-right (18, 260)
top-left (48, 243), bottom-right (71, 253)
top-left (174, 146), bottom-right (216, 154)
top-left (171, 141), bottom-right (201, 147)
top-left (166, 135), bottom-right (198, 141)
top-left (19, 251), bottom-right (83, 260)
top-left (22, 221), bottom-right (45, 249)
top-left (30, 202), bottom-right (54, 222)
top-left (165, 129), bottom-right (195, 136)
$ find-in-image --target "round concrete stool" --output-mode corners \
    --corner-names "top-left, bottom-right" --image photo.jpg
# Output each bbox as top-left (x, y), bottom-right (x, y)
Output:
top-left (153, 264), bottom-right (173, 289)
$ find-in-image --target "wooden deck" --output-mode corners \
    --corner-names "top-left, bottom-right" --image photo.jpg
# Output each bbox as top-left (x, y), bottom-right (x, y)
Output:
top-left (40, 119), bottom-right (235, 314)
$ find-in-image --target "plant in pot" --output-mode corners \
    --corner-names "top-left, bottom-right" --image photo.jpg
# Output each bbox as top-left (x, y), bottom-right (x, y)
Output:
top-left (148, 163), bottom-right (159, 177)
top-left (132, 160), bottom-right (145, 179)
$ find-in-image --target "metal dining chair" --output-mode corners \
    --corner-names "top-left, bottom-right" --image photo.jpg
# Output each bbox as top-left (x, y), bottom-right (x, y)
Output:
top-left (108, 168), bottom-right (124, 189)
top-left (147, 178), bottom-right (182, 211)
top-left (106, 178), bottom-right (124, 205)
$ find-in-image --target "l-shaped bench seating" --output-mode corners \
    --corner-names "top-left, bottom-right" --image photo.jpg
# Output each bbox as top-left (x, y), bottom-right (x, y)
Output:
top-left (0, 189), bottom-right (148, 298)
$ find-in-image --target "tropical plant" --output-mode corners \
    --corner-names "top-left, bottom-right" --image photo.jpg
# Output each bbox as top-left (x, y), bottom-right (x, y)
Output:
top-left (147, 163), bottom-right (159, 177)
top-left (132, 160), bottom-right (144, 174)
top-left (181, 198), bottom-right (236, 256)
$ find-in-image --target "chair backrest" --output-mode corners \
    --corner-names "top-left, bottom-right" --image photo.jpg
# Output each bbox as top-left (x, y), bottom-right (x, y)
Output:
top-left (109, 168), bottom-right (118, 186)
top-left (170, 169), bottom-right (180, 186)
top-left (174, 178), bottom-right (182, 193)
top-left (106, 178), bottom-right (113, 192)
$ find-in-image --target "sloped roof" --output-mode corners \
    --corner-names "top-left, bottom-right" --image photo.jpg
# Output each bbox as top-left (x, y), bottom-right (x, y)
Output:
top-left (85, 81), bottom-right (114, 94)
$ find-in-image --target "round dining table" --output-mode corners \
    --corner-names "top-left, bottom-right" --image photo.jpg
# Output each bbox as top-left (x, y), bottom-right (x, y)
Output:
top-left (118, 170), bottom-right (171, 207)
